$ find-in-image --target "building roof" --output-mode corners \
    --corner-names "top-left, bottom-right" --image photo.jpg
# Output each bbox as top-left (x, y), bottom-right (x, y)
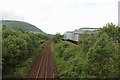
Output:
top-left (64, 27), bottom-right (100, 34)
top-left (79, 28), bottom-right (99, 30)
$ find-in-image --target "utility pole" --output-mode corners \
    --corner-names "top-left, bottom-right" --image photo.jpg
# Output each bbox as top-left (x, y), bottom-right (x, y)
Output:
top-left (118, 1), bottom-right (120, 26)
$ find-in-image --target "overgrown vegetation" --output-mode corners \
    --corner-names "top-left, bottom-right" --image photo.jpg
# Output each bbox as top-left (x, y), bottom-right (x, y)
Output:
top-left (2, 26), bottom-right (50, 78)
top-left (52, 33), bottom-right (63, 43)
top-left (52, 41), bottom-right (84, 78)
top-left (2, 22), bottom-right (119, 78)
top-left (52, 23), bottom-right (120, 78)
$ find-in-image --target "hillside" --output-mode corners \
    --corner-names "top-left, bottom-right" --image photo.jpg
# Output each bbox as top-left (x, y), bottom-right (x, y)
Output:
top-left (0, 20), bottom-right (43, 33)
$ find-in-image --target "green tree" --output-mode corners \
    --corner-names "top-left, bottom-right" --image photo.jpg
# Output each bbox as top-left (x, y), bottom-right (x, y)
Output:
top-left (86, 33), bottom-right (119, 78)
top-left (79, 33), bottom-right (97, 54)
top-left (53, 33), bottom-right (62, 43)
top-left (99, 23), bottom-right (119, 43)
top-left (2, 27), bottom-right (50, 77)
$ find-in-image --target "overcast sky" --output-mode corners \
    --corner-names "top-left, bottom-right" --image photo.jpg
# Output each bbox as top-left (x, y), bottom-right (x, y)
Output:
top-left (0, 0), bottom-right (119, 34)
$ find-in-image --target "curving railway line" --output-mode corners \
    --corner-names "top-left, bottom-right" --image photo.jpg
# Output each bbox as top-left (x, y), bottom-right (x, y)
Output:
top-left (27, 42), bottom-right (54, 79)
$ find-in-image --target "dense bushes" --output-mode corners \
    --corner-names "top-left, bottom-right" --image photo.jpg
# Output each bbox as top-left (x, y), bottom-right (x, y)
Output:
top-left (52, 23), bottom-right (120, 78)
top-left (85, 33), bottom-right (119, 78)
top-left (52, 41), bottom-right (84, 77)
top-left (79, 33), bottom-right (97, 54)
top-left (84, 24), bottom-right (120, 78)
top-left (52, 33), bottom-right (63, 43)
top-left (2, 26), bottom-right (49, 77)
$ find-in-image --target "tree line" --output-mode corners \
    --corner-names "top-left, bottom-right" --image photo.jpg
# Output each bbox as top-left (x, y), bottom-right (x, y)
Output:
top-left (2, 26), bottom-right (50, 78)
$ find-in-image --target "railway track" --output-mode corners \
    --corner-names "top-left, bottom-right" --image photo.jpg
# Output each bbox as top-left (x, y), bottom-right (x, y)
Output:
top-left (27, 42), bottom-right (54, 79)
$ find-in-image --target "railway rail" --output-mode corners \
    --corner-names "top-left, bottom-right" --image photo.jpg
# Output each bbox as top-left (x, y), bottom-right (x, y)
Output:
top-left (27, 42), bottom-right (54, 79)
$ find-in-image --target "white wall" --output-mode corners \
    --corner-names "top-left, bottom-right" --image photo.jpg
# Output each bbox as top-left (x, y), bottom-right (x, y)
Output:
top-left (63, 32), bottom-right (79, 42)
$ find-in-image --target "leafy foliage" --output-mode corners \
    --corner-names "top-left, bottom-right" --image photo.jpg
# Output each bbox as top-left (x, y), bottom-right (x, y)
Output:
top-left (52, 41), bottom-right (83, 78)
top-left (52, 23), bottom-right (120, 78)
top-left (52, 33), bottom-right (63, 43)
top-left (86, 33), bottom-right (119, 78)
top-left (2, 26), bottom-right (50, 78)
top-left (79, 33), bottom-right (97, 54)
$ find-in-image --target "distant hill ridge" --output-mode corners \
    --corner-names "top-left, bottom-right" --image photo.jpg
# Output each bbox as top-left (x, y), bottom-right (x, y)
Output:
top-left (0, 20), bottom-right (43, 33)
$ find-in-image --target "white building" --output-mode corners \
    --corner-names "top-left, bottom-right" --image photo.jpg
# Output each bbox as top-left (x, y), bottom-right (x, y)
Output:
top-left (63, 31), bottom-right (79, 42)
top-left (118, 1), bottom-right (120, 26)
top-left (63, 28), bottom-right (99, 42)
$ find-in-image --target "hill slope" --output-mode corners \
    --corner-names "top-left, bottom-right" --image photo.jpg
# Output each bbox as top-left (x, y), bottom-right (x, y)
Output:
top-left (0, 20), bottom-right (43, 33)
